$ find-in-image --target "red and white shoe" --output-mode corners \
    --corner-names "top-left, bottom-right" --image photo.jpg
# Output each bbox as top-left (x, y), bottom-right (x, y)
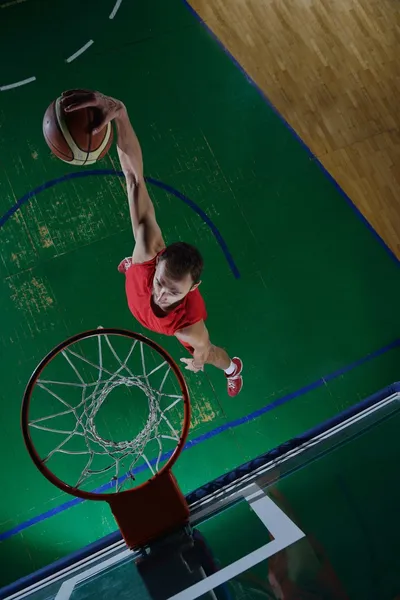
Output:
top-left (226, 357), bottom-right (243, 397)
top-left (117, 257), bottom-right (133, 274)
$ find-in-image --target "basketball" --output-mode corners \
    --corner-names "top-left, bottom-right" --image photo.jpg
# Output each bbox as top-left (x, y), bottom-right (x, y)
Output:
top-left (42, 96), bottom-right (113, 166)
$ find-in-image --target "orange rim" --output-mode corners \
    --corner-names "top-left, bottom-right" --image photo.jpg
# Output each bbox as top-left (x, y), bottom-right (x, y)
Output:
top-left (21, 328), bottom-right (191, 501)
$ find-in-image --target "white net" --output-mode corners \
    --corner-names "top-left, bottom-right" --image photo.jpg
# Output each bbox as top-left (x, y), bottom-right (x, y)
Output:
top-left (27, 331), bottom-right (187, 494)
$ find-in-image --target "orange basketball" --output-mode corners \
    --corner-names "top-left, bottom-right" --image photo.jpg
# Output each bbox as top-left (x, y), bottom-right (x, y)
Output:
top-left (42, 96), bottom-right (113, 166)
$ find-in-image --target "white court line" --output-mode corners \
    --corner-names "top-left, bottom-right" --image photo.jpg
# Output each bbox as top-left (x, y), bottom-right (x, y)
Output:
top-left (0, 76), bottom-right (36, 91)
top-left (0, 0), bottom-right (28, 7)
top-left (168, 491), bottom-right (305, 600)
top-left (0, 0), bottom-right (26, 8)
top-left (55, 549), bottom-right (132, 600)
top-left (109, 0), bottom-right (123, 19)
top-left (4, 540), bottom-right (131, 600)
top-left (65, 40), bottom-right (94, 63)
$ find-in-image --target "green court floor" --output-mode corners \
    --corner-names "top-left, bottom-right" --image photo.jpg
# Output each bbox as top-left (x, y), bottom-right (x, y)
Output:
top-left (0, 0), bottom-right (399, 589)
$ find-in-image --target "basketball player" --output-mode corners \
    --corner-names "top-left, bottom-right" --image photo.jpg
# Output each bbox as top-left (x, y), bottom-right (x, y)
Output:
top-left (61, 90), bottom-right (243, 397)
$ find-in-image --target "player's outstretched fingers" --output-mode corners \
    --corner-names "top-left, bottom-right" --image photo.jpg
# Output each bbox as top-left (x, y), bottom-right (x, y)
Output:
top-left (180, 358), bottom-right (203, 373)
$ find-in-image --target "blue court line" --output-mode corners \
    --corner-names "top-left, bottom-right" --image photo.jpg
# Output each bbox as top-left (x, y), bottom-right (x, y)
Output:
top-left (1, 336), bottom-right (399, 543)
top-left (146, 177), bottom-right (240, 279)
top-left (0, 169), bottom-right (240, 279)
top-left (182, 0), bottom-right (399, 266)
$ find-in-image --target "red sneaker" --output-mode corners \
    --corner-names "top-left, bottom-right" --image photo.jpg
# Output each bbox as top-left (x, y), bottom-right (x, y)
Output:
top-left (118, 257), bottom-right (133, 274)
top-left (226, 357), bottom-right (243, 397)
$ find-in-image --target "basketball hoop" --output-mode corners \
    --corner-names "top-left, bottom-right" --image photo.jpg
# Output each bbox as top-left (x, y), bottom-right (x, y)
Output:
top-left (21, 328), bottom-right (191, 549)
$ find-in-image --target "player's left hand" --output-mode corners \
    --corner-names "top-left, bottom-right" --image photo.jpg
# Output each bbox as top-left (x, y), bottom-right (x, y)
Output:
top-left (180, 358), bottom-right (204, 373)
top-left (60, 89), bottom-right (123, 133)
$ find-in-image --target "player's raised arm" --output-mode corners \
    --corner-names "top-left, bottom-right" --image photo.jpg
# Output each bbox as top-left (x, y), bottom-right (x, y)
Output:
top-left (61, 89), bottom-right (164, 262)
top-left (114, 107), bottom-right (165, 261)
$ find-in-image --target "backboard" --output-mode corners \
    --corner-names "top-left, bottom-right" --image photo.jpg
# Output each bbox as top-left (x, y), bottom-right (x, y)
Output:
top-left (3, 383), bottom-right (400, 600)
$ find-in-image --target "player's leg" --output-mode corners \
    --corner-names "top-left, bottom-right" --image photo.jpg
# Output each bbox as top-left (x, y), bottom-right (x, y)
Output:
top-left (180, 339), bottom-right (243, 397)
top-left (205, 346), bottom-right (243, 398)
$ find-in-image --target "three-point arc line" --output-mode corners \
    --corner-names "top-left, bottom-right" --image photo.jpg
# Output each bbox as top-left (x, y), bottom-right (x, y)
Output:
top-left (109, 0), bottom-right (123, 19)
top-left (65, 40), bottom-right (94, 64)
top-left (0, 76), bottom-right (36, 91)
top-left (0, 0), bottom-right (124, 90)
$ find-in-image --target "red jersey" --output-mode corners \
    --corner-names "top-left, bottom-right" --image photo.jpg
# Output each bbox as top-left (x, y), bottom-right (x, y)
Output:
top-left (125, 254), bottom-right (207, 352)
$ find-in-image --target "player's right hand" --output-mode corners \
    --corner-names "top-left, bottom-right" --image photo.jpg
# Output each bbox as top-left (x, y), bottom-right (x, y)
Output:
top-left (60, 89), bottom-right (123, 133)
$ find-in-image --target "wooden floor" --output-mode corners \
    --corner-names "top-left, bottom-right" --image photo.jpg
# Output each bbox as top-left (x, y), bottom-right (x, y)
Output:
top-left (190, 0), bottom-right (400, 258)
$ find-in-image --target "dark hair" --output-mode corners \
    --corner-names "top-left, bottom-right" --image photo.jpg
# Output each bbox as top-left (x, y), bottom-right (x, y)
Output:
top-left (161, 242), bottom-right (203, 284)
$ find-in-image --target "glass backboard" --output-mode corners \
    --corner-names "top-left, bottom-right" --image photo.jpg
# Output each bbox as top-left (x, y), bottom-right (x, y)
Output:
top-left (2, 384), bottom-right (400, 600)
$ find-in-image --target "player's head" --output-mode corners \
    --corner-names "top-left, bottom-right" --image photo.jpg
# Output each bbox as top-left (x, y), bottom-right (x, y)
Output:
top-left (153, 242), bottom-right (203, 308)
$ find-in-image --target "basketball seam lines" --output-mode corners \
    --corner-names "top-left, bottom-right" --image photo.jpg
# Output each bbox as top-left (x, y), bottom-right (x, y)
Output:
top-left (50, 101), bottom-right (74, 161)
top-left (55, 98), bottom-right (88, 164)
top-left (88, 107), bottom-right (110, 153)
top-left (43, 132), bottom-right (73, 161)
top-left (81, 125), bottom-right (112, 164)
top-left (83, 107), bottom-right (94, 165)
top-left (93, 123), bottom-right (113, 157)
top-left (54, 99), bottom-right (112, 165)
